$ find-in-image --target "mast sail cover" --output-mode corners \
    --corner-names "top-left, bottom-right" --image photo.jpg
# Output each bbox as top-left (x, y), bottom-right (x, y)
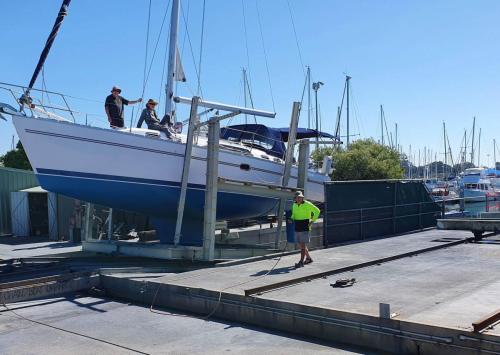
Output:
top-left (26, 0), bottom-right (71, 95)
top-left (174, 47), bottom-right (186, 82)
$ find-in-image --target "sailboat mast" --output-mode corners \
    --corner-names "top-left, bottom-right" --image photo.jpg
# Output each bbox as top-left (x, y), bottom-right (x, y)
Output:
top-left (314, 83), bottom-right (319, 151)
top-left (22, 0), bottom-right (71, 101)
top-left (463, 129), bottom-right (467, 167)
top-left (477, 128), bottom-right (481, 167)
top-left (495, 139), bottom-right (497, 169)
top-left (395, 123), bottom-right (398, 152)
top-left (471, 116), bottom-right (476, 163)
top-left (335, 106), bottom-right (341, 140)
top-left (165, 0), bottom-right (181, 121)
top-left (443, 121), bottom-right (447, 178)
top-left (346, 75), bottom-right (351, 148)
top-left (307, 66), bottom-right (311, 129)
top-left (243, 68), bottom-right (248, 124)
top-left (380, 105), bottom-right (384, 145)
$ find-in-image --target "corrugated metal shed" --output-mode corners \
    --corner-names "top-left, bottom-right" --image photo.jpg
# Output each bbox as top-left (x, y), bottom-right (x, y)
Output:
top-left (0, 167), bottom-right (38, 235)
top-left (10, 191), bottom-right (29, 237)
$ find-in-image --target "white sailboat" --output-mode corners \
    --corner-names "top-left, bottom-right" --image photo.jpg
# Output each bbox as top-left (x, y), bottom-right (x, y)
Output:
top-left (1, 0), bottom-right (335, 245)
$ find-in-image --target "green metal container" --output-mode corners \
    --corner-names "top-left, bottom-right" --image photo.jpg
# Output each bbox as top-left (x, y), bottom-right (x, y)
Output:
top-left (0, 167), bottom-right (38, 235)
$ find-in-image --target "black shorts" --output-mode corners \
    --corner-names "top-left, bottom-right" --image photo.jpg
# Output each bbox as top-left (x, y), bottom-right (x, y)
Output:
top-left (110, 117), bottom-right (124, 128)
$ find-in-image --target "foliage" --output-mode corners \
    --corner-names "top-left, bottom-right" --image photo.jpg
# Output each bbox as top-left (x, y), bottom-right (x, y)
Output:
top-left (0, 141), bottom-right (32, 170)
top-left (311, 139), bottom-right (404, 181)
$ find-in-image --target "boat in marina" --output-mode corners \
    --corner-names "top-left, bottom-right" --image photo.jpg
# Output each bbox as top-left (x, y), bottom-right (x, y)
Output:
top-left (0, 0), bottom-right (338, 245)
top-left (484, 168), bottom-right (500, 191)
top-left (429, 181), bottom-right (459, 202)
top-left (459, 168), bottom-right (498, 202)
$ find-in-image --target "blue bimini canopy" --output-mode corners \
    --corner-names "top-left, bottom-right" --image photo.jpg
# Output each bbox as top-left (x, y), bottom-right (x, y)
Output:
top-left (276, 127), bottom-right (337, 142)
top-left (484, 168), bottom-right (500, 177)
top-left (220, 124), bottom-right (340, 160)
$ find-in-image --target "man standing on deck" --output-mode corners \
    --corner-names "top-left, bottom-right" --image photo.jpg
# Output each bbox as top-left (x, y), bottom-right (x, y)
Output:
top-left (105, 86), bottom-right (142, 128)
top-left (289, 191), bottom-right (320, 268)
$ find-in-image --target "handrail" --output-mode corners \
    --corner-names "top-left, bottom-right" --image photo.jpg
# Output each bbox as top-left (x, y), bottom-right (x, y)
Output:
top-left (0, 82), bottom-right (76, 122)
top-left (325, 196), bottom-right (494, 224)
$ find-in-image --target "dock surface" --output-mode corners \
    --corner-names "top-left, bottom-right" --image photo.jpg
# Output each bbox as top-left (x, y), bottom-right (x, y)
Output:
top-left (101, 228), bottom-right (500, 354)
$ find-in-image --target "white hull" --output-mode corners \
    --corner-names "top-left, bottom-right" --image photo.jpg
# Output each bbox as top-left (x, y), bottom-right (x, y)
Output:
top-left (13, 116), bottom-right (327, 208)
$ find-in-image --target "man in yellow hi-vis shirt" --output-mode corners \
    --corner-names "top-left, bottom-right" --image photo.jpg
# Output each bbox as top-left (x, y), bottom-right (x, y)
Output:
top-left (289, 191), bottom-right (320, 268)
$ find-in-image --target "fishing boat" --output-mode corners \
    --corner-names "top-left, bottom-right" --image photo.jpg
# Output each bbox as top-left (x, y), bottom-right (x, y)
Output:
top-left (0, 0), bottom-right (338, 245)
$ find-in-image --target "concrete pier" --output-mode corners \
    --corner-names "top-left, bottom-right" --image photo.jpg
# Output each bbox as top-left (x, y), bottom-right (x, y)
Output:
top-left (100, 229), bottom-right (500, 354)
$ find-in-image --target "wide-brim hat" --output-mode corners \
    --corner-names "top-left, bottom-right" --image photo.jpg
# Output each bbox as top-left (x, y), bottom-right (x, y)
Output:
top-left (294, 191), bottom-right (304, 198)
top-left (146, 99), bottom-right (158, 106)
top-left (111, 86), bottom-right (122, 93)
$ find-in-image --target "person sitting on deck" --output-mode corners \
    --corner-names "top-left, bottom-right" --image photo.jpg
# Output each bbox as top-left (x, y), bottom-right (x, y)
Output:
top-left (137, 99), bottom-right (174, 138)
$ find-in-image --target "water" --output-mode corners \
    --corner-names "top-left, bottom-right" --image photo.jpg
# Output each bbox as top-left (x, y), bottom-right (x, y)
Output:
top-left (444, 200), bottom-right (500, 217)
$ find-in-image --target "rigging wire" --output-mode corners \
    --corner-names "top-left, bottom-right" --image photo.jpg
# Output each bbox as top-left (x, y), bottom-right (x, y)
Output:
top-left (133, 0), bottom-right (172, 126)
top-left (143, 0), bottom-right (152, 93)
top-left (255, 0), bottom-right (276, 112)
top-left (181, 4), bottom-right (204, 98)
top-left (196, 0), bottom-right (207, 96)
top-left (173, 0), bottom-right (191, 110)
top-left (335, 80), bottom-right (347, 138)
top-left (349, 82), bottom-right (364, 139)
top-left (158, 0), bottom-right (176, 109)
top-left (286, 0), bottom-right (306, 77)
top-left (40, 66), bottom-right (54, 113)
top-left (241, 0), bottom-right (253, 93)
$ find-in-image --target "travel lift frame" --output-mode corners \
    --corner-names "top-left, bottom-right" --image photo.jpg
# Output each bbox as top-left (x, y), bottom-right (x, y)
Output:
top-left (173, 96), bottom-right (302, 260)
top-left (83, 97), bottom-right (310, 260)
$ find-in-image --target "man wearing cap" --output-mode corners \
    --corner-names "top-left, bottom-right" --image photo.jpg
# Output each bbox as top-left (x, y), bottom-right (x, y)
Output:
top-left (289, 191), bottom-right (320, 268)
top-left (104, 86), bottom-right (142, 128)
top-left (137, 99), bottom-right (173, 138)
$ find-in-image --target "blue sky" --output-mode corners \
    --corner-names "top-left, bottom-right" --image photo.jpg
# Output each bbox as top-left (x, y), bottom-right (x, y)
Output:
top-left (1, 0), bottom-right (500, 167)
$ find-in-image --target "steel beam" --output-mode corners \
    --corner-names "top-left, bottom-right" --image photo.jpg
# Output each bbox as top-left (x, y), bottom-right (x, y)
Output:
top-left (274, 102), bottom-right (301, 248)
top-left (473, 309), bottom-right (500, 333)
top-left (174, 96), bottom-right (200, 245)
top-left (83, 202), bottom-right (93, 242)
top-left (174, 96), bottom-right (275, 118)
top-left (202, 119), bottom-right (220, 260)
top-left (297, 139), bottom-right (310, 195)
top-left (218, 178), bottom-right (299, 200)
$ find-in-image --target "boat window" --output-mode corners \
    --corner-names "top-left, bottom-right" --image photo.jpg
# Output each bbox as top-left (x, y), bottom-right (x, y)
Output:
top-left (240, 139), bottom-right (274, 151)
top-left (239, 163), bottom-right (250, 171)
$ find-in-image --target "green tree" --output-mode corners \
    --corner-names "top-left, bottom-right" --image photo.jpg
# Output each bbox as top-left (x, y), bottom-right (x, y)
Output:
top-left (0, 141), bottom-right (32, 170)
top-left (311, 139), bottom-right (404, 181)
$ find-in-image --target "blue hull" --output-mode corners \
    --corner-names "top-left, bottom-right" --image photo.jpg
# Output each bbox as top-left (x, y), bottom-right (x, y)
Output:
top-left (37, 170), bottom-right (279, 245)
